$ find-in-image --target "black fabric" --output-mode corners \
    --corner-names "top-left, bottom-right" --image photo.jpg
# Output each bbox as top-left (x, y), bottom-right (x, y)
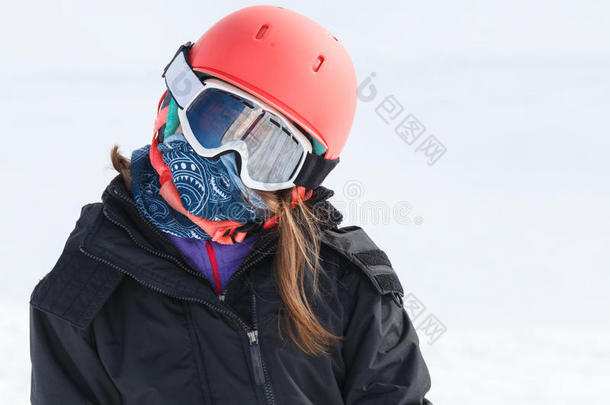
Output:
top-left (376, 273), bottom-right (403, 296)
top-left (30, 251), bottom-right (124, 330)
top-left (352, 248), bottom-right (405, 306)
top-left (293, 152), bottom-right (339, 189)
top-left (354, 249), bottom-right (392, 268)
top-left (322, 227), bottom-right (405, 299)
top-left (29, 174), bottom-right (432, 405)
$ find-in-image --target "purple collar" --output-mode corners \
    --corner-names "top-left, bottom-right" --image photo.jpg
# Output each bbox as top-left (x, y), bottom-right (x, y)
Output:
top-left (166, 233), bottom-right (259, 296)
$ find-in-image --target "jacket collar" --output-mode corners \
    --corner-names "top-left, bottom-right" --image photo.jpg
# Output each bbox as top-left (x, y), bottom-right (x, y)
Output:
top-left (79, 174), bottom-right (342, 302)
top-left (78, 175), bottom-right (218, 302)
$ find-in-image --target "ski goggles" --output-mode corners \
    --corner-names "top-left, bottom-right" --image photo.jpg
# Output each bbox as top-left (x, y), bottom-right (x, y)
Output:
top-left (161, 43), bottom-right (339, 191)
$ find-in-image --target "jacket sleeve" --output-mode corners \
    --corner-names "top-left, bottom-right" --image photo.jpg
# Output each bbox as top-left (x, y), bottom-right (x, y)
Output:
top-left (340, 271), bottom-right (432, 405)
top-left (30, 306), bottom-right (121, 404)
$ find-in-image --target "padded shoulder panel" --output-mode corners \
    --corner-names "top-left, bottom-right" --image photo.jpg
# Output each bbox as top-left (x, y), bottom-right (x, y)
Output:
top-left (322, 226), bottom-right (404, 299)
top-left (30, 203), bottom-right (124, 329)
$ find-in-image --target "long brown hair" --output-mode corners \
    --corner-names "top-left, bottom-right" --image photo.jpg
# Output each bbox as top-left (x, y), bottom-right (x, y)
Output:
top-left (110, 146), bottom-right (341, 355)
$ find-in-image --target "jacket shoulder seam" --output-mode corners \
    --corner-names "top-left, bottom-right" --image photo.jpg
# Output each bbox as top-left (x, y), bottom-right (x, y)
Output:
top-left (321, 226), bottom-right (404, 299)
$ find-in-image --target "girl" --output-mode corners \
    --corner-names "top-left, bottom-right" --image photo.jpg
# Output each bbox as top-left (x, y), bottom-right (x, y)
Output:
top-left (29, 6), bottom-right (431, 404)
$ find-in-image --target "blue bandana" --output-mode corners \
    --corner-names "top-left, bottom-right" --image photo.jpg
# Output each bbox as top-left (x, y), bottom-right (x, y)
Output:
top-left (130, 132), bottom-right (269, 239)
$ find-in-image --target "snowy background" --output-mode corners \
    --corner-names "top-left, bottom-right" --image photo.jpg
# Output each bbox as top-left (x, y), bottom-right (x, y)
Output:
top-left (2, 0), bottom-right (609, 403)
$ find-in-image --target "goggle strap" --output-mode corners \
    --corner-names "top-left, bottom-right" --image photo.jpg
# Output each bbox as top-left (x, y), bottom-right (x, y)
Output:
top-left (162, 42), bottom-right (192, 77)
top-left (162, 42), bottom-right (205, 109)
top-left (293, 153), bottom-right (340, 189)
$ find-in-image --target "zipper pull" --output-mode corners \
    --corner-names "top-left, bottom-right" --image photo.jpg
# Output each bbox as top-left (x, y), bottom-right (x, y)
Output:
top-left (218, 294), bottom-right (225, 302)
top-left (247, 329), bottom-right (259, 345)
top-left (247, 329), bottom-right (265, 386)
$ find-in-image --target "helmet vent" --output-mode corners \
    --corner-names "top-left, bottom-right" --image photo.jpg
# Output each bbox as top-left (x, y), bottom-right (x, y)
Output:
top-left (313, 55), bottom-right (325, 72)
top-left (256, 25), bottom-right (269, 39)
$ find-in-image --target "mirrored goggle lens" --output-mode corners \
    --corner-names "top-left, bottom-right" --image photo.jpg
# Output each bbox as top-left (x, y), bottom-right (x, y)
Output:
top-left (185, 88), bottom-right (305, 184)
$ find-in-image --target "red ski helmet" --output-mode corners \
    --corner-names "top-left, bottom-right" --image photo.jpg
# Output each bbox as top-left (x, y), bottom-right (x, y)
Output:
top-left (155, 5), bottom-right (358, 160)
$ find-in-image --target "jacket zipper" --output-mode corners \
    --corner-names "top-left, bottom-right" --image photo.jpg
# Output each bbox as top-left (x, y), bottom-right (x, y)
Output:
top-left (247, 330), bottom-right (265, 386)
top-left (205, 239), bottom-right (223, 298)
top-left (250, 293), bottom-right (276, 405)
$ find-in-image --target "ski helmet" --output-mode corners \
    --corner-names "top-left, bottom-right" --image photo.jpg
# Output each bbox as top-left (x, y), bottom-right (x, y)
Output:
top-left (154, 5), bottom-right (358, 160)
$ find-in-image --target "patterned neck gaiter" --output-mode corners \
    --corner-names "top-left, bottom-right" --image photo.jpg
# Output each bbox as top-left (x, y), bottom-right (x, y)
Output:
top-left (130, 132), bottom-right (269, 239)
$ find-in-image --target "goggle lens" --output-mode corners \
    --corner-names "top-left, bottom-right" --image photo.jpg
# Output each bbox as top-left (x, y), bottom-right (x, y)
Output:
top-left (185, 88), bottom-right (305, 184)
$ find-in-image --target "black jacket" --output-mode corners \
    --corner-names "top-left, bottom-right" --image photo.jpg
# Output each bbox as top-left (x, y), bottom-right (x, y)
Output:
top-left (30, 174), bottom-right (432, 404)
